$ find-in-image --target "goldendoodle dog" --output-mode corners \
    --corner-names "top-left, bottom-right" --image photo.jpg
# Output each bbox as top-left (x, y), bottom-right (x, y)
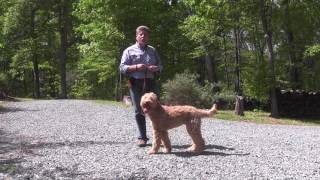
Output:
top-left (140, 92), bottom-right (217, 154)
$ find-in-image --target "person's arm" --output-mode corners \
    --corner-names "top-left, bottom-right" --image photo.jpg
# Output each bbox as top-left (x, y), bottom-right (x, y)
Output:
top-left (119, 49), bottom-right (131, 74)
top-left (128, 64), bottom-right (147, 73)
top-left (119, 49), bottom-right (147, 73)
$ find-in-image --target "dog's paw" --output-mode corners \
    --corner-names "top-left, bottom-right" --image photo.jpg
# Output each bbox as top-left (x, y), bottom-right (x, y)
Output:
top-left (148, 149), bottom-right (157, 154)
top-left (187, 145), bottom-right (196, 152)
top-left (163, 148), bottom-right (171, 154)
top-left (187, 145), bottom-right (204, 154)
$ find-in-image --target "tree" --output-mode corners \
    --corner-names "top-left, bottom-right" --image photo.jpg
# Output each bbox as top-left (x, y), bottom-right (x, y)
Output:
top-left (259, 0), bottom-right (279, 117)
top-left (282, 0), bottom-right (299, 89)
top-left (180, 0), bottom-right (224, 84)
top-left (57, 0), bottom-right (72, 98)
top-left (2, 0), bottom-right (43, 97)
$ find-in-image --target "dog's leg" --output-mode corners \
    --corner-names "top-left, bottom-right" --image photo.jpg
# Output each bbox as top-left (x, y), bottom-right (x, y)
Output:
top-left (148, 130), bottom-right (161, 154)
top-left (160, 130), bottom-right (171, 153)
top-left (186, 119), bottom-right (205, 153)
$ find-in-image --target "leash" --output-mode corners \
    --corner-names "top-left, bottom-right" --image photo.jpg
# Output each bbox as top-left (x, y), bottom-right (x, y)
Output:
top-left (142, 68), bottom-right (148, 94)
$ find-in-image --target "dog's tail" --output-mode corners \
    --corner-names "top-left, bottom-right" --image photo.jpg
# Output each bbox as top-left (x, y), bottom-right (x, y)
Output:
top-left (207, 104), bottom-right (218, 116)
top-left (194, 104), bottom-right (218, 118)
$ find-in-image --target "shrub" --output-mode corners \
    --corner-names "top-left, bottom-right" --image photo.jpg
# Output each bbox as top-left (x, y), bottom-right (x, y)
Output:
top-left (0, 73), bottom-right (8, 91)
top-left (161, 71), bottom-right (214, 108)
top-left (70, 79), bottom-right (92, 99)
top-left (213, 89), bottom-right (235, 110)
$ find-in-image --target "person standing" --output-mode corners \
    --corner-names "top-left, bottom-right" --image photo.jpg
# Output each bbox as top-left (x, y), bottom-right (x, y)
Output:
top-left (119, 25), bottom-right (163, 147)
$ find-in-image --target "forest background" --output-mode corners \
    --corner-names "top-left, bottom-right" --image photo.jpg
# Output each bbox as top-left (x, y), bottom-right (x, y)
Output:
top-left (0, 0), bottom-right (320, 118)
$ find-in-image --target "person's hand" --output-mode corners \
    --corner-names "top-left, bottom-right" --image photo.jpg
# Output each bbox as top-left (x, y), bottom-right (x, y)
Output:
top-left (147, 65), bottom-right (159, 72)
top-left (136, 64), bottom-right (147, 71)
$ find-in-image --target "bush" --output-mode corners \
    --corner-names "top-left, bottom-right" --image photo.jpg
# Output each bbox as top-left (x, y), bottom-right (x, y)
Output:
top-left (70, 79), bottom-right (92, 99)
top-left (161, 71), bottom-right (214, 108)
top-left (0, 73), bottom-right (8, 91)
top-left (213, 89), bottom-right (235, 110)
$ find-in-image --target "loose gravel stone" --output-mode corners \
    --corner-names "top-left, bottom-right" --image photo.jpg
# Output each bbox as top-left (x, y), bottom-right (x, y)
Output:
top-left (0, 100), bottom-right (320, 179)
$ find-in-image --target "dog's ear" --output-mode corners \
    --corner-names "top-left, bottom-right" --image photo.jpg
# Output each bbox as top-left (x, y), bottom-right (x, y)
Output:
top-left (149, 92), bottom-right (161, 105)
top-left (150, 92), bottom-right (158, 100)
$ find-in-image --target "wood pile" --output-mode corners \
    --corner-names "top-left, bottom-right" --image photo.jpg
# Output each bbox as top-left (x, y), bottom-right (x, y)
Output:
top-left (277, 89), bottom-right (320, 118)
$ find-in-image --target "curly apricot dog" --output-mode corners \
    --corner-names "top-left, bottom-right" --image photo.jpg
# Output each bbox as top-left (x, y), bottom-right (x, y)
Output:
top-left (140, 92), bottom-right (217, 154)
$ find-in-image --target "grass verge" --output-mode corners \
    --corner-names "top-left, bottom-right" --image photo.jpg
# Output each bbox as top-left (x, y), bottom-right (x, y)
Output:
top-left (3, 98), bottom-right (319, 126)
top-left (215, 110), bottom-right (320, 126)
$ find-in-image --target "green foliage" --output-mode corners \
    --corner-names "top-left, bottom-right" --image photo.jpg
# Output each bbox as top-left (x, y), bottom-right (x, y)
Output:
top-left (70, 55), bottom-right (116, 99)
top-left (301, 44), bottom-right (320, 91)
top-left (73, 0), bottom-right (126, 99)
top-left (242, 52), bottom-right (269, 103)
top-left (39, 62), bottom-right (60, 98)
top-left (304, 45), bottom-right (320, 58)
top-left (0, 72), bottom-right (8, 90)
top-left (70, 79), bottom-right (92, 98)
top-left (1, 0), bottom-right (320, 104)
top-left (161, 71), bottom-right (214, 108)
top-left (180, 0), bottom-right (226, 58)
top-left (212, 83), bottom-right (235, 110)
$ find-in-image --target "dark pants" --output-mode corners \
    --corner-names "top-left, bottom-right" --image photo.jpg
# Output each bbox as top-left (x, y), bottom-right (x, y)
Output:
top-left (129, 78), bottom-right (159, 141)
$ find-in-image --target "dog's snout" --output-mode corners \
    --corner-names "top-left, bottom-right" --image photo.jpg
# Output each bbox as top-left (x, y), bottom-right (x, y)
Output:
top-left (141, 101), bottom-right (152, 114)
top-left (144, 101), bottom-right (151, 108)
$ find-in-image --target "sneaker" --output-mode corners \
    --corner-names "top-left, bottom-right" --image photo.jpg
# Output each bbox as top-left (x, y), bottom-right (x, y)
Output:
top-left (137, 139), bottom-right (147, 147)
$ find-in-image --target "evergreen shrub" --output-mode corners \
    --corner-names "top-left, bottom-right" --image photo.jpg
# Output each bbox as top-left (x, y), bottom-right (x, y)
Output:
top-left (161, 71), bottom-right (214, 108)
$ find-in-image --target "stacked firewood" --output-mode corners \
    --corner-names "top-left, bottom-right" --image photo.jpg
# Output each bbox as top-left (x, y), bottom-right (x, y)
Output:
top-left (277, 89), bottom-right (320, 118)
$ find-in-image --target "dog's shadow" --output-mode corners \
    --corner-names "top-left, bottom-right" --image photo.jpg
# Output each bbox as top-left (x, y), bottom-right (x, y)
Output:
top-left (166, 144), bottom-right (250, 157)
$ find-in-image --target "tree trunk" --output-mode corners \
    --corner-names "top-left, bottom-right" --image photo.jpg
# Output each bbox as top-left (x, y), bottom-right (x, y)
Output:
top-left (235, 95), bottom-right (244, 116)
top-left (31, 6), bottom-right (40, 98)
top-left (234, 28), bottom-right (244, 116)
top-left (284, 0), bottom-right (299, 89)
top-left (234, 28), bottom-right (241, 96)
top-left (0, 90), bottom-right (6, 99)
top-left (23, 70), bottom-right (28, 96)
top-left (204, 55), bottom-right (214, 83)
top-left (223, 34), bottom-right (231, 88)
top-left (202, 45), bottom-right (216, 83)
top-left (259, 0), bottom-right (279, 118)
top-left (32, 58), bottom-right (40, 98)
top-left (115, 67), bottom-right (122, 101)
top-left (58, 0), bottom-right (70, 99)
top-left (115, 45), bottom-right (127, 101)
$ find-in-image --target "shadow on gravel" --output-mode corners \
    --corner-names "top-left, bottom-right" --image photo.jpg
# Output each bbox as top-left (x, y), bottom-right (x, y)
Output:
top-left (20, 140), bottom-right (127, 150)
top-left (170, 151), bottom-right (250, 157)
top-left (0, 129), bottom-right (126, 178)
top-left (170, 144), bottom-right (250, 157)
top-left (0, 129), bottom-right (28, 176)
top-left (172, 144), bottom-right (235, 151)
top-left (0, 106), bottom-right (39, 114)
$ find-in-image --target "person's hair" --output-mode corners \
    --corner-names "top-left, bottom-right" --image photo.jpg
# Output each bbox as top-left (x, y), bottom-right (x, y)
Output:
top-left (136, 25), bottom-right (150, 34)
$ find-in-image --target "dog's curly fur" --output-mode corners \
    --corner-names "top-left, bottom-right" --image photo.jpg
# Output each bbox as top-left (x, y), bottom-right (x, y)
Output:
top-left (140, 92), bottom-right (217, 154)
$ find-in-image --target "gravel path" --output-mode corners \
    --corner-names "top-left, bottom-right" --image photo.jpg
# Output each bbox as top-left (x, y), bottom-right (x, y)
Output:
top-left (0, 100), bottom-right (320, 179)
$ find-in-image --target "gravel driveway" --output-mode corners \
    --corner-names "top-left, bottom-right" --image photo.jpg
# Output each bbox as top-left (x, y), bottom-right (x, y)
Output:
top-left (0, 100), bottom-right (320, 179)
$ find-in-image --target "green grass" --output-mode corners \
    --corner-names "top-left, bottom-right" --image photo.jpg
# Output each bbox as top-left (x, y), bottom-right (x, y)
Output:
top-left (93, 100), bottom-right (320, 126)
top-left (215, 110), bottom-right (320, 126)
top-left (0, 163), bottom-right (21, 174)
